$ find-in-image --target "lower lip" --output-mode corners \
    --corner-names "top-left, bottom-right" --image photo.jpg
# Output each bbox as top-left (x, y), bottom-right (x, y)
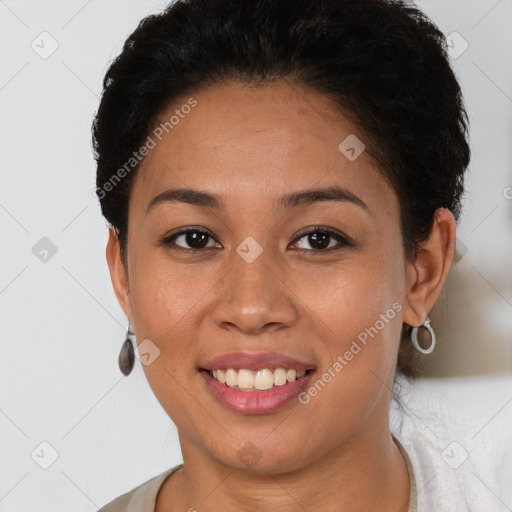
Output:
top-left (200, 370), bottom-right (315, 414)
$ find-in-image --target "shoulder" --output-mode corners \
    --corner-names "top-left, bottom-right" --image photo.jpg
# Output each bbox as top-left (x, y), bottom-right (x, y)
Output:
top-left (97, 464), bottom-right (183, 512)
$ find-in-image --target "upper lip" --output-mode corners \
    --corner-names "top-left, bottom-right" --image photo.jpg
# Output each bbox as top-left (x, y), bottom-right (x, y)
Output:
top-left (200, 351), bottom-right (316, 371)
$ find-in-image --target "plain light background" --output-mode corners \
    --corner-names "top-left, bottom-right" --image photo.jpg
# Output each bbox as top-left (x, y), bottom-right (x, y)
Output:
top-left (1, 0), bottom-right (511, 510)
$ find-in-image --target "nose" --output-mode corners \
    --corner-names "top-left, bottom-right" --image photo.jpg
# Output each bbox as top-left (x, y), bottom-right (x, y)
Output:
top-left (210, 245), bottom-right (298, 336)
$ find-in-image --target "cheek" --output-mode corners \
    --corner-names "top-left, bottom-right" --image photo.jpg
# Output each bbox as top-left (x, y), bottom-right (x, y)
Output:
top-left (129, 249), bottom-right (210, 337)
top-left (126, 259), bottom-right (210, 423)
top-left (127, 256), bottom-right (216, 398)
top-left (302, 246), bottom-right (405, 346)
top-left (295, 248), bottom-right (405, 407)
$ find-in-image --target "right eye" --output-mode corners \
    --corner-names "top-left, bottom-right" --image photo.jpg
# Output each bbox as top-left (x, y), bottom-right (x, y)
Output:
top-left (160, 228), bottom-right (221, 251)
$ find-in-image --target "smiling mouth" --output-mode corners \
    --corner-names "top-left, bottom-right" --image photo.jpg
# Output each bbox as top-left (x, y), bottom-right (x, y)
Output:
top-left (200, 367), bottom-right (314, 392)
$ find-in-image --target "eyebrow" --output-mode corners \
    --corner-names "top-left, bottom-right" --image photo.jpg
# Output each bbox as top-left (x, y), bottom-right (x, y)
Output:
top-left (146, 185), bottom-right (371, 215)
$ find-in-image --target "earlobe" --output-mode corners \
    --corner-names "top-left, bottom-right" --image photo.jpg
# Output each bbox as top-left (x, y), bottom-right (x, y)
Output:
top-left (106, 227), bottom-right (133, 321)
top-left (402, 208), bottom-right (456, 327)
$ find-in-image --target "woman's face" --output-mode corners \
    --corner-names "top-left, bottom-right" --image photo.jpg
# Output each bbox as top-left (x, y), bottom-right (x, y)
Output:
top-left (109, 80), bottom-right (421, 472)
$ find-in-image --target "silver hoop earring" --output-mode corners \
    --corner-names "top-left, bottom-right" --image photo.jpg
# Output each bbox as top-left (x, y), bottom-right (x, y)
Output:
top-left (119, 325), bottom-right (135, 376)
top-left (411, 315), bottom-right (436, 355)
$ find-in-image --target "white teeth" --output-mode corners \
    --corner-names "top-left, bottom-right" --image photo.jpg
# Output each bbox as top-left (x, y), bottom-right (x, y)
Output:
top-left (237, 369), bottom-right (255, 390)
top-left (273, 368), bottom-right (287, 386)
top-left (225, 369), bottom-right (238, 387)
top-left (209, 367), bottom-right (309, 391)
top-left (254, 369), bottom-right (274, 390)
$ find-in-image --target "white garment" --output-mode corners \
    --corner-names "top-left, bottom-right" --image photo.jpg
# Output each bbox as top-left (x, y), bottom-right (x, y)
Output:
top-left (390, 373), bottom-right (512, 512)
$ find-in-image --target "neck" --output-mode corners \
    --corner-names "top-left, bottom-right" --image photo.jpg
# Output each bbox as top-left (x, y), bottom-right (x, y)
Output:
top-left (156, 425), bottom-right (410, 512)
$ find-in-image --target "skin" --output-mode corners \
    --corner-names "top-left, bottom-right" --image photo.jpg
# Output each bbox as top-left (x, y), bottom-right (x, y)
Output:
top-left (106, 79), bottom-right (456, 511)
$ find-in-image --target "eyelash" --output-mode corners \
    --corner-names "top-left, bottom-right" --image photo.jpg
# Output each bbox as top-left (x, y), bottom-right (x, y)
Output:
top-left (159, 225), bottom-right (354, 253)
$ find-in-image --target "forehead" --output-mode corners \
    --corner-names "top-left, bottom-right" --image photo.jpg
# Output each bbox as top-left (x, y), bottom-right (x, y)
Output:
top-left (131, 80), bottom-right (395, 215)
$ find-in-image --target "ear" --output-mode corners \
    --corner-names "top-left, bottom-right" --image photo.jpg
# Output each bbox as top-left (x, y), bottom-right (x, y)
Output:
top-left (402, 208), bottom-right (456, 327)
top-left (106, 227), bottom-right (133, 322)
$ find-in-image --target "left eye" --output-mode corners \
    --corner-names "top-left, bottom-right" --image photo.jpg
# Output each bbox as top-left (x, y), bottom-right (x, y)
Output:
top-left (291, 229), bottom-right (352, 251)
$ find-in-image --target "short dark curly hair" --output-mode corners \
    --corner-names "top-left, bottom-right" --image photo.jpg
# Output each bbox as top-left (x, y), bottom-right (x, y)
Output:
top-left (92, 0), bottom-right (470, 378)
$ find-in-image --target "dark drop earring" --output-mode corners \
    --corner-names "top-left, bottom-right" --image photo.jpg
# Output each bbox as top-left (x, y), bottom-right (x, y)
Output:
top-left (119, 326), bottom-right (135, 376)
